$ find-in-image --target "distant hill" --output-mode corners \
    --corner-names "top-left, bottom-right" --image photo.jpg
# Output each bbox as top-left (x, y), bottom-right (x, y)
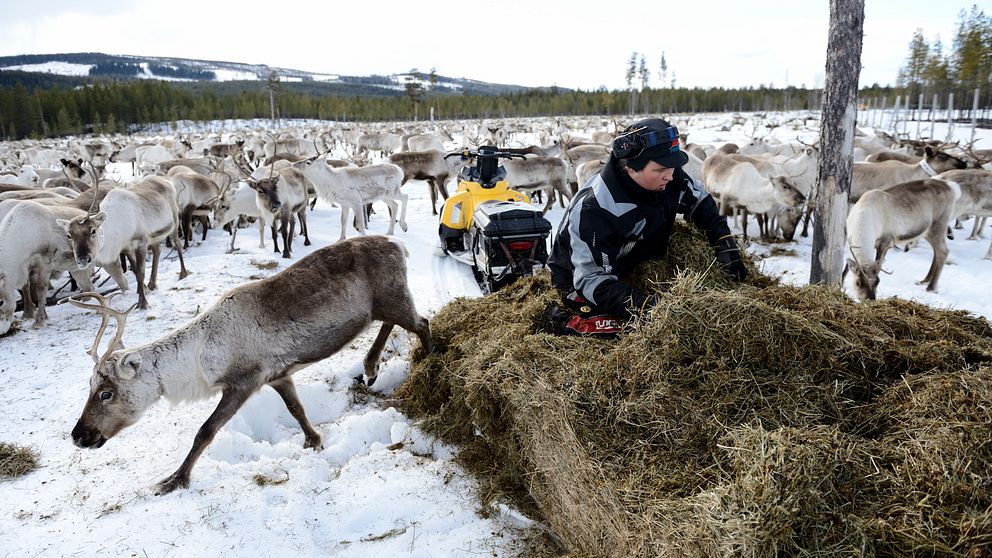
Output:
top-left (0, 52), bottom-right (548, 96)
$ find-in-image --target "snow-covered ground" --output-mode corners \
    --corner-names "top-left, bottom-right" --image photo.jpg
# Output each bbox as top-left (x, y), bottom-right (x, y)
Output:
top-left (0, 112), bottom-right (989, 557)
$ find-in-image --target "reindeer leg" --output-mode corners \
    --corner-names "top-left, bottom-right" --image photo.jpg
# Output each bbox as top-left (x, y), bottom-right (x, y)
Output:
top-left (383, 200), bottom-right (398, 236)
top-left (281, 215), bottom-right (293, 259)
top-left (427, 178), bottom-right (439, 216)
top-left (297, 208), bottom-right (310, 246)
top-left (268, 377), bottom-right (322, 450)
top-left (355, 203), bottom-right (368, 236)
top-left (20, 284), bottom-right (36, 320)
top-left (147, 242), bottom-right (161, 290)
top-left (270, 221), bottom-right (280, 254)
top-left (171, 225), bottom-right (190, 280)
top-left (28, 266), bottom-right (48, 328)
top-left (362, 323), bottom-right (394, 386)
top-left (969, 216), bottom-right (987, 240)
top-left (375, 291), bottom-right (433, 359)
top-left (128, 247), bottom-right (149, 310)
top-left (104, 257), bottom-right (129, 292)
top-left (155, 387), bottom-right (253, 495)
top-left (181, 208), bottom-right (192, 250)
top-left (338, 206), bottom-right (349, 243)
top-left (397, 192), bottom-right (409, 232)
top-left (921, 234), bottom-right (949, 291)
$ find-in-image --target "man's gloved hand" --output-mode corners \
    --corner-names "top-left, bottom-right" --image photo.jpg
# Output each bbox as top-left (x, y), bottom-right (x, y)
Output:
top-left (714, 235), bottom-right (747, 282)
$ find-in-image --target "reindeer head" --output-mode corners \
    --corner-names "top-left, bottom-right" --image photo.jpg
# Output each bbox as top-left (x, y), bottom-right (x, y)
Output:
top-left (776, 205), bottom-right (803, 241)
top-left (57, 212), bottom-right (106, 270)
top-left (247, 176), bottom-right (281, 214)
top-left (211, 187), bottom-right (237, 227)
top-left (846, 258), bottom-right (882, 301)
top-left (924, 146), bottom-right (968, 173)
top-left (771, 176), bottom-right (807, 208)
top-left (64, 293), bottom-right (157, 449)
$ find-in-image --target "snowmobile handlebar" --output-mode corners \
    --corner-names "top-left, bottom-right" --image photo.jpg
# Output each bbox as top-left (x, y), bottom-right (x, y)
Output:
top-left (444, 149), bottom-right (528, 161)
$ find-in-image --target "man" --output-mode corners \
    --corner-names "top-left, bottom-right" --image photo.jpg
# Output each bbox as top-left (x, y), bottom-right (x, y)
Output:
top-left (548, 118), bottom-right (746, 327)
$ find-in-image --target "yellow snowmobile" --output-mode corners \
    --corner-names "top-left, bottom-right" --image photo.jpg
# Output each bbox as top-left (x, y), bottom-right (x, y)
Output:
top-left (439, 146), bottom-right (552, 293)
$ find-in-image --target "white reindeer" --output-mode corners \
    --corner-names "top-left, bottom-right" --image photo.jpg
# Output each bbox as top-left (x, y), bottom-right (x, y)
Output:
top-left (845, 178), bottom-right (961, 300)
top-left (60, 176), bottom-right (190, 309)
top-left (295, 159), bottom-right (407, 242)
top-left (0, 200), bottom-right (96, 334)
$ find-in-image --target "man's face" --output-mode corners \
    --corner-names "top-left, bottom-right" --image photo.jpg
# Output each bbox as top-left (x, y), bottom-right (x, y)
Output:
top-left (626, 160), bottom-right (675, 192)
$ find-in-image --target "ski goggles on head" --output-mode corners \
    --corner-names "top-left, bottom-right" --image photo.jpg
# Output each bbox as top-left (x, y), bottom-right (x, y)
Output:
top-left (612, 125), bottom-right (681, 160)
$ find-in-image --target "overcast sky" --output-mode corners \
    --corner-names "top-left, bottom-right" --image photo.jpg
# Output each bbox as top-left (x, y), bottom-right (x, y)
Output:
top-left (0, 0), bottom-right (981, 91)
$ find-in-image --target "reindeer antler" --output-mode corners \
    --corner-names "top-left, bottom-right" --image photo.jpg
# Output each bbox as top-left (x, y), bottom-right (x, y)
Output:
top-left (60, 292), bottom-right (137, 367)
top-left (84, 161), bottom-right (101, 217)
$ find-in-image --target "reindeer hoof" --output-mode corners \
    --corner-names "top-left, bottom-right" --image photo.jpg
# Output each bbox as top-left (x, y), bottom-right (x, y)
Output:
top-left (304, 239), bottom-right (311, 246)
top-left (154, 472), bottom-right (189, 495)
top-left (304, 434), bottom-right (323, 451)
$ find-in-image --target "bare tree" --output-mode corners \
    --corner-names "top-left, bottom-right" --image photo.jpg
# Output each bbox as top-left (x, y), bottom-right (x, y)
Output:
top-left (809, 0), bottom-right (865, 285)
top-left (266, 70), bottom-right (280, 123)
top-left (626, 52), bottom-right (638, 115)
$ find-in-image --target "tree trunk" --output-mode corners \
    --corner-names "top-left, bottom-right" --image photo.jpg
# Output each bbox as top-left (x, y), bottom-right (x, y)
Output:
top-left (809, 0), bottom-right (865, 286)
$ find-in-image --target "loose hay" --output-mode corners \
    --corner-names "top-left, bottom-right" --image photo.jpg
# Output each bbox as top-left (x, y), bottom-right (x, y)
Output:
top-left (398, 222), bottom-right (992, 557)
top-left (0, 442), bottom-right (39, 479)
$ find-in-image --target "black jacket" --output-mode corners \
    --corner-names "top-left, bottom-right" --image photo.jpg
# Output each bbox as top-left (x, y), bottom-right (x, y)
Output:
top-left (549, 156), bottom-right (731, 320)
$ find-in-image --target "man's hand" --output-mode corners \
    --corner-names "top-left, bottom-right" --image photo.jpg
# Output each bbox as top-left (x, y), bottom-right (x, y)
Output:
top-left (714, 235), bottom-right (747, 282)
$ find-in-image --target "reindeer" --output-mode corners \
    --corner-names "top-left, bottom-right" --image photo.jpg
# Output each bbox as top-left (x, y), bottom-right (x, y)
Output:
top-left (0, 200), bottom-right (97, 334)
top-left (938, 169), bottom-right (992, 258)
top-left (60, 176), bottom-right (190, 309)
top-left (845, 178), bottom-right (961, 300)
top-left (64, 235), bottom-right (433, 495)
top-left (294, 158), bottom-right (407, 242)
top-left (501, 156), bottom-right (573, 213)
top-left (851, 146), bottom-right (968, 203)
top-left (231, 154), bottom-right (313, 254)
top-left (166, 167), bottom-right (222, 249)
top-left (388, 150), bottom-right (459, 216)
top-left (210, 181), bottom-right (264, 253)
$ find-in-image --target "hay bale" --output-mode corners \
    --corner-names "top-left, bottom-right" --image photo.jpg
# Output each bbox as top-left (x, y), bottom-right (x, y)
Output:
top-left (399, 222), bottom-right (992, 557)
top-left (0, 442), bottom-right (38, 478)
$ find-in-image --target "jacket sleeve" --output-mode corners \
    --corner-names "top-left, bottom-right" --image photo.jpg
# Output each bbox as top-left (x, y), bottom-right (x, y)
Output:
top-left (565, 201), bottom-right (649, 320)
top-left (677, 172), bottom-right (732, 244)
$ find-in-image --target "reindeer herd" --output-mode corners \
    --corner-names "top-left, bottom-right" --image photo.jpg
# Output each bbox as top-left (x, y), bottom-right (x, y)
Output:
top-left (0, 112), bottom-right (990, 492)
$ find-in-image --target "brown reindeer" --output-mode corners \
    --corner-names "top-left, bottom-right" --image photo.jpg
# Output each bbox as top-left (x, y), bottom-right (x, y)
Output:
top-left (64, 236), bottom-right (432, 494)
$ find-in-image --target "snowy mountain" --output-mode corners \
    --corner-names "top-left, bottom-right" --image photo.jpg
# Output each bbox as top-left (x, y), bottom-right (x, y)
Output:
top-left (0, 52), bottom-right (538, 96)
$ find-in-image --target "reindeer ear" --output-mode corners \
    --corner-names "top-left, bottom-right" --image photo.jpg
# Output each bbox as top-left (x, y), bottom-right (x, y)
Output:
top-left (56, 218), bottom-right (70, 231)
top-left (92, 211), bottom-right (107, 225)
top-left (116, 352), bottom-right (141, 380)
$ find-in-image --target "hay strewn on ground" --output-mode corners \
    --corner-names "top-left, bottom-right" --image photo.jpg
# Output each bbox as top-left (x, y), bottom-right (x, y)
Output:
top-left (0, 442), bottom-right (38, 479)
top-left (398, 222), bottom-right (992, 557)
